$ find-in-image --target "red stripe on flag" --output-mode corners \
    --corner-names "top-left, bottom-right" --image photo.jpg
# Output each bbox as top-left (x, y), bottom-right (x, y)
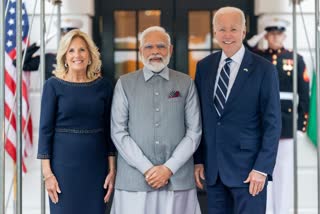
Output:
top-left (5, 69), bottom-right (29, 101)
top-left (5, 2), bottom-right (33, 173)
top-left (8, 49), bottom-right (16, 60)
top-left (4, 102), bottom-right (17, 130)
top-left (4, 138), bottom-right (27, 173)
top-left (5, 138), bottom-right (16, 161)
top-left (5, 70), bottom-right (16, 92)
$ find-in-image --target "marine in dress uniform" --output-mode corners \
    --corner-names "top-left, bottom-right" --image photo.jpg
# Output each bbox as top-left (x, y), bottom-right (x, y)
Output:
top-left (247, 17), bottom-right (310, 214)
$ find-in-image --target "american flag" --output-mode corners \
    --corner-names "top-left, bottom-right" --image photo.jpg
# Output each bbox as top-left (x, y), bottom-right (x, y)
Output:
top-left (4, 0), bottom-right (33, 173)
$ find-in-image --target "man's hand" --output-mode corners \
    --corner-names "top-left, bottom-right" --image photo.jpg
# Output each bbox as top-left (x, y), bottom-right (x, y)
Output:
top-left (194, 164), bottom-right (205, 189)
top-left (145, 165), bottom-right (172, 189)
top-left (243, 170), bottom-right (267, 196)
top-left (247, 31), bottom-right (267, 47)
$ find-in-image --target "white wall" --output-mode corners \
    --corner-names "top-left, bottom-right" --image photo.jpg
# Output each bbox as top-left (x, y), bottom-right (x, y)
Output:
top-left (255, 0), bottom-right (318, 213)
top-left (255, 0), bottom-right (315, 14)
top-left (24, 0), bottom-right (93, 51)
top-left (25, 0), bottom-right (95, 16)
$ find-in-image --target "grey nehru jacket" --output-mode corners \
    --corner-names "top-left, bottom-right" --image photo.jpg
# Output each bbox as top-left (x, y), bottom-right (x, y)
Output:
top-left (111, 67), bottom-right (202, 191)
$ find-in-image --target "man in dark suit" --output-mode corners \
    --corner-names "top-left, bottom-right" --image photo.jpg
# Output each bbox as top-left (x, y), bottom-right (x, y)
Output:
top-left (193, 7), bottom-right (282, 213)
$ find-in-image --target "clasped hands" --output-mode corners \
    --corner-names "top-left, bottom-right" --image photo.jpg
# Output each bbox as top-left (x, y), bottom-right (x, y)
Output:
top-left (144, 165), bottom-right (173, 189)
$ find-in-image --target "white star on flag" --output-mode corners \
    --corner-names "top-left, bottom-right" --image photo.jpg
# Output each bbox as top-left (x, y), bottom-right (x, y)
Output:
top-left (9, 7), bottom-right (15, 14)
top-left (7, 30), bottom-right (13, 36)
top-left (4, 0), bottom-right (33, 173)
top-left (8, 18), bottom-right (14, 25)
top-left (6, 40), bottom-right (12, 47)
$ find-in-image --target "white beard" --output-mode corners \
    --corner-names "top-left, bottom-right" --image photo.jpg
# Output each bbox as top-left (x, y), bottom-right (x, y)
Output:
top-left (141, 54), bottom-right (171, 73)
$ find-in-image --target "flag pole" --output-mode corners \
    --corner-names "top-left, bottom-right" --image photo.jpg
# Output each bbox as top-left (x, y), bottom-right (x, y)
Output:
top-left (315, 0), bottom-right (320, 212)
top-left (292, 0), bottom-right (299, 213)
top-left (13, 164), bottom-right (17, 214)
top-left (40, 0), bottom-right (46, 213)
top-left (56, 0), bottom-right (62, 47)
top-left (3, 0), bottom-right (38, 159)
top-left (15, 0), bottom-right (23, 213)
top-left (5, 175), bottom-right (14, 212)
top-left (0, 0), bottom-right (6, 213)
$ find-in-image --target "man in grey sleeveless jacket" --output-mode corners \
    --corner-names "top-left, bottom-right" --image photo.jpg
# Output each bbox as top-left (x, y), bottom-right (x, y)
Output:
top-left (110, 26), bottom-right (202, 214)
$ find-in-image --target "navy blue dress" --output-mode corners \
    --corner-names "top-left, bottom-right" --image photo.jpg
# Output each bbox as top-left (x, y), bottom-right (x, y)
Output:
top-left (37, 77), bottom-right (116, 214)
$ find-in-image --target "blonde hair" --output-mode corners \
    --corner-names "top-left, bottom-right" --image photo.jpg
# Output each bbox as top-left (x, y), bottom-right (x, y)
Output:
top-left (53, 29), bottom-right (101, 79)
top-left (213, 6), bottom-right (246, 30)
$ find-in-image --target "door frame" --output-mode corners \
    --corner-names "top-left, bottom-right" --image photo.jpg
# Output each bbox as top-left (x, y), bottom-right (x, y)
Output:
top-left (96, 0), bottom-right (174, 82)
top-left (175, 0), bottom-right (256, 73)
top-left (94, 0), bottom-right (256, 81)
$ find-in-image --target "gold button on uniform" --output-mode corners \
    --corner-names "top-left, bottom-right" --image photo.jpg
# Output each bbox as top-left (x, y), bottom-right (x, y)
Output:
top-left (288, 108), bottom-right (292, 112)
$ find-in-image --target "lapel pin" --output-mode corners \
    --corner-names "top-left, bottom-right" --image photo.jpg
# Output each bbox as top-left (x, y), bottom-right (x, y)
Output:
top-left (243, 68), bottom-right (249, 72)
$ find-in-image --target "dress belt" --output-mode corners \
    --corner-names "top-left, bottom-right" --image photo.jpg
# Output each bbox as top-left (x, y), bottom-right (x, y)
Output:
top-left (55, 128), bottom-right (104, 134)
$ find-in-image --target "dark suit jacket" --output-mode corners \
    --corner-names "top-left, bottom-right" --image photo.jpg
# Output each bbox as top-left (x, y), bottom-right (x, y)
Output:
top-left (194, 48), bottom-right (281, 187)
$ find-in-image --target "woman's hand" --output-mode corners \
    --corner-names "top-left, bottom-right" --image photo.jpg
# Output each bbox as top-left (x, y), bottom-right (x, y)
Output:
top-left (44, 174), bottom-right (61, 204)
top-left (103, 169), bottom-right (116, 203)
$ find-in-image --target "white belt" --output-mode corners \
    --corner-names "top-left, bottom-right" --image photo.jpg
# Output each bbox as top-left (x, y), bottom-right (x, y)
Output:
top-left (280, 92), bottom-right (299, 101)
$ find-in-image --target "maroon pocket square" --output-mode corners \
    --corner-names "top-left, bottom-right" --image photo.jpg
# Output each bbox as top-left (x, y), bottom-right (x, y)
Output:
top-left (168, 90), bottom-right (181, 98)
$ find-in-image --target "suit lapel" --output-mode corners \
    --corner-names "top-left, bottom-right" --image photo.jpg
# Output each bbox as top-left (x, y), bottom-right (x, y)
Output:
top-left (206, 52), bottom-right (222, 111)
top-left (224, 49), bottom-right (253, 110)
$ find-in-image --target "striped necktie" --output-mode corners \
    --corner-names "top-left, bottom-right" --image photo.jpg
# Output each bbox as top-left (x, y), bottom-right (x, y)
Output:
top-left (214, 57), bottom-right (232, 117)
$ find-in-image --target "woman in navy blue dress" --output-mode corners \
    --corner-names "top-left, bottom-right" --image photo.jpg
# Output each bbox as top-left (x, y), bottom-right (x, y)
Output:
top-left (37, 29), bottom-right (116, 214)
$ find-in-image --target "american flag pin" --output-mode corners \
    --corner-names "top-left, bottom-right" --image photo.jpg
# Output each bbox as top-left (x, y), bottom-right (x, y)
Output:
top-left (243, 68), bottom-right (249, 72)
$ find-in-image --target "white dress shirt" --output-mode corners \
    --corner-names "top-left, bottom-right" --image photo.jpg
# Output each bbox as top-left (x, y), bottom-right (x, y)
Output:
top-left (213, 44), bottom-right (245, 100)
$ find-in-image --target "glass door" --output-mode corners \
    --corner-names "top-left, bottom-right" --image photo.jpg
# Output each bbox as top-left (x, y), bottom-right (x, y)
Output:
top-left (114, 10), bottom-right (161, 79)
top-left (97, 0), bottom-right (256, 82)
top-left (97, 0), bottom-right (173, 82)
top-left (175, 0), bottom-right (256, 79)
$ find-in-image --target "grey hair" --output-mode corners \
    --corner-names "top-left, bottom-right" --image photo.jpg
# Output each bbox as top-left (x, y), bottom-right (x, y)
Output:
top-left (139, 26), bottom-right (171, 47)
top-left (213, 6), bottom-right (246, 30)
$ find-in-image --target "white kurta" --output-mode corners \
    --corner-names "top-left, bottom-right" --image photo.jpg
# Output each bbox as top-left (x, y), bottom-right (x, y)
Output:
top-left (110, 189), bottom-right (201, 214)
